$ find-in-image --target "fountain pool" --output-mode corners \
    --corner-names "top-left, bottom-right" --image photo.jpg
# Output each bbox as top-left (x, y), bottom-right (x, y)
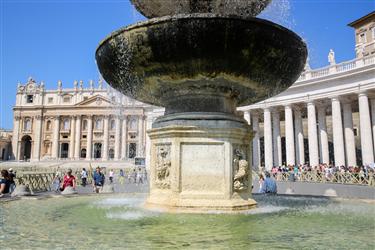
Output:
top-left (1, 195), bottom-right (373, 249)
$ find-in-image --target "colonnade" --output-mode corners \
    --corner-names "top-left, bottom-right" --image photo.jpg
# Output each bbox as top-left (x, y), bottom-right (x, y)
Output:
top-left (246, 92), bottom-right (375, 170)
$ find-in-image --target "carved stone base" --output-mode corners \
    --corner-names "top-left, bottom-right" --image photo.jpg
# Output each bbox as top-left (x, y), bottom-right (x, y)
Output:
top-left (146, 119), bottom-right (256, 213)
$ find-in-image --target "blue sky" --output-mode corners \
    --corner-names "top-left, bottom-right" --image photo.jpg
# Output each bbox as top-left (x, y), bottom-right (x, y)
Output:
top-left (0, 0), bottom-right (374, 129)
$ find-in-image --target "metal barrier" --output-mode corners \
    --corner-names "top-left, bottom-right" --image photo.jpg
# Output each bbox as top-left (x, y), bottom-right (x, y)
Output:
top-left (253, 170), bottom-right (375, 186)
top-left (15, 172), bottom-right (55, 193)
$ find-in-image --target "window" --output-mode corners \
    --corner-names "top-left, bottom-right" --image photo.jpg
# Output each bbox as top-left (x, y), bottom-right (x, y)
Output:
top-left (109, 149), bottom-right (115, 159)
top-left (95, 119), bottom-right (102, 130)
top-left (129, 117), bottom-right (138, 130)
top-left (82, 120), bottom-right (88, 131)
top-left (80, 148), bottom-right (87, 158)
top-left (26, 95), bottom-right (34, 103)
top-left (110, 135), bottom-right (115, 139)
top-left (83, 96), bottom-right (88, 101)
top-left (128, 143), bottom-right (137, 158)
top-left (129, 133), bottom-right (137, 139)
top-left (48, 97), bottom-right (53, 104)
top-left (24, 119), bottom-right (31, 131)
top-left (63, 119), bottom-right (70, 130)
top-left (110, 119), bottom-right (115, 130)
top-left (46, 120), bottom-right (52, 131)
top-left (82, 135), bottom-right (87, 139)
top-left (62, 135), bottom-right (68, 139)
top-left (353, 128), bottom-right (358, 137)
top-left (359, 33), bottom-right (366, 43)
top-left (111, 96), bottom-right (116, 102)
top-left (63, 96), bottom-right (71, 103)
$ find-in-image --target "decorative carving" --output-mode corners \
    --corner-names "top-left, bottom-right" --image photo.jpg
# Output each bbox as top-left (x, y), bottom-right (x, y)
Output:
top-left (154, 145), bottom-right (171, 189)
top-left (233, 145), bottom-right (249, 192)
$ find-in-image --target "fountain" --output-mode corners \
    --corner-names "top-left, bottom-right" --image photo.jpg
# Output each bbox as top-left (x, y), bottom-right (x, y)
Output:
top-left (96, 0), bottom-right (307, 211)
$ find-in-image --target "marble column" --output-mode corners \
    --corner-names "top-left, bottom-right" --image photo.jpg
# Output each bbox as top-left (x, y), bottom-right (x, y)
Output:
top-left (264, 108), bottom-right (273, 170)
top-left (138, 115), bottom-right (145, 157)
top-left (51, 115), bottom-right (60, 159)
top-left (371, 99), bottom-right (375, 153)
top-left (358, 92), bottom-right (375, 165)
top-left (114, 116), bottom-right (121, 159)
top-left (272, 109), bottom-right (282, 167)
top-left (121, 116), bottom-right (128, 159)
top-left (317, 106), bottom-right (329, 164)
top-left (74, 115), bottom-right (81, 159)
top-left (69, 116), bottom-right (76, 159)
top-left (252, 113), bottom-right (261, 168)
top-left (294, 107), bottom-right (305, 165)
top-left (12, 116), bottom-right (21, 160)
top-left (86, 115), bottom-right (93, 160)
top-left (102, 116), bottom-right (109, 161)
top-left (32, 115), bottom-right (43, 161)
top-left (285, 105), bottom-right (295, 166)
top-left (307, 101), bottom-right (319, 167)
top-left (331, 97), bottom-right (346, 166)
top-left (342, 102), bottom-right (356, 166)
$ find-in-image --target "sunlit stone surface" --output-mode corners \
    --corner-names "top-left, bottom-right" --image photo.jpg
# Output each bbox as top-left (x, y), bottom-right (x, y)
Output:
top-left (96, 0), bottom-right (307, 212)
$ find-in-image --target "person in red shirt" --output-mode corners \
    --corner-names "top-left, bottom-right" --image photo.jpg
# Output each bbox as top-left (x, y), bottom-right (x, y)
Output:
top-left (60, 169), bottom-right (76, 191)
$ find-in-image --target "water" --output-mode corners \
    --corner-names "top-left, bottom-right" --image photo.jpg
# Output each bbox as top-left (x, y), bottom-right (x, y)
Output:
top-left (0, 194), bottom-right (374, 249)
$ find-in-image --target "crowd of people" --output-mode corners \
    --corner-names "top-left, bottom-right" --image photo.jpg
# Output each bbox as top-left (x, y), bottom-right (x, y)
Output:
top-left (266, 163), bottom-right (375, 183)
top-left (52, 166), bottom-right (148, 194)
top-left (0, 168), bottom-right (16, 197)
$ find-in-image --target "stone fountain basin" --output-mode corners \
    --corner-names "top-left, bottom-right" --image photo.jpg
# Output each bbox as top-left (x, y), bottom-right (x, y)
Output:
top-left (96, 14), bottom-right (307, 113)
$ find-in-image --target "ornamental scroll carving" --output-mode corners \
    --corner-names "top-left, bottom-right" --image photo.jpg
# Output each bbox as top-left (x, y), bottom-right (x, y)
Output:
top-left (155, 145), bottom-right (171, 189)
top-left (233, 145), bottom-right (249, 192)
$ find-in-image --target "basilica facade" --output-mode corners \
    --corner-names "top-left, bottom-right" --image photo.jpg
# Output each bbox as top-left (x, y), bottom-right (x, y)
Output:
top-left (11, 78), bottom-right (163, 162)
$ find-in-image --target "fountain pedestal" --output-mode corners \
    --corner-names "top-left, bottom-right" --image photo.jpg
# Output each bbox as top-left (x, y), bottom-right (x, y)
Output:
top-left (146, 116), bottom-right (256, 211)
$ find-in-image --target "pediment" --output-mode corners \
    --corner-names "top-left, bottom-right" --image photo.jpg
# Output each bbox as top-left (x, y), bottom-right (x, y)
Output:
top-left (76, 95), bottom-right (112, 107)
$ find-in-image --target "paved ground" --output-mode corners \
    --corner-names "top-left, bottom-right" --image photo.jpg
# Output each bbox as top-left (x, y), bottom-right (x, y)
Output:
top-left (253, 180), bottom-right (375, 200)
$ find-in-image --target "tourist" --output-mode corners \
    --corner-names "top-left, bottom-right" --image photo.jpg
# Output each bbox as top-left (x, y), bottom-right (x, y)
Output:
top-left (260, 172), bottom-right (277, 194)
top-left (8, 168), bottom-right (16, 193)
top-left (258, 174), bottom-right (264, 193)
top-left (119, 169), bottom-right (125, 185)
top-left (136, 167), bottom-right (143, 185)
top-left (52, 172), bottom-right (61, 193)
top-left (0, 169), bottom-right (11, 197)
top-left (60, 169), bottom-right (76, 191)
top-left (81, 168), bottom-right (88, 187)
top-left (131, 169), bottom-right (137, 184)
top-left (93, 167), bottom-right (105, 193)
top-left (109, 169), bottom-right (114, 184)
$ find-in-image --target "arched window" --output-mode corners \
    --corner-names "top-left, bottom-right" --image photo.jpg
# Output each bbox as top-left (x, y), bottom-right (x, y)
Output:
top-left (80, 148), bottom-right (87, 158)
top-left (46, 120), bottom-right (52, 131)
top-left (95, 119), bottom-right (102, 130)
top-left (82, 120), bottom-right (88, 131)
top-left (109, 148), bottom-right (115, 159)
top-left (110, 119), bottom-right (115, 130)
top-left (24, 119), bottom-right (31, 131)
top-left (63, 119), bottom-right (70, 130)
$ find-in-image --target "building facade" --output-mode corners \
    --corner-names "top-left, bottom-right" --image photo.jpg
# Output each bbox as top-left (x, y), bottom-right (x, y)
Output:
top-left (11, 78), bottom-right (163, 162)
top-left (240, 12), bottom-right (375, 170)
top-left (0, 129), bottom-right (12, 161)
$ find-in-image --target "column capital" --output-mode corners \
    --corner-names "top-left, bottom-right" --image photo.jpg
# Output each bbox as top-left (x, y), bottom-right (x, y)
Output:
top-left (14, 115), bottom-right (21, 121)
top-left (330, 96), bottom-right (342, 102)
top-left (284, 103), bottom-right (293, 109)
top-left (53, 115), bottom-right (60, 120)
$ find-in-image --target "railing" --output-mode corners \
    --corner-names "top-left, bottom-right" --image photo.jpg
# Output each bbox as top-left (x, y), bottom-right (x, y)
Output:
top-left (15, 172), bottom-right (55, 193)
top-left (297, 55), bottom-right (375, 82)
top-left (253, 170), bottom-right (375, 186)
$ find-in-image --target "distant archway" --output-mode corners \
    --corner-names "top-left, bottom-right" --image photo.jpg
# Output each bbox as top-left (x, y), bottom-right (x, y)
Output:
top-left (60, 143), bottom-right (69, 158)
top-left (21, 135), bottom-right (32, 160)
top-left (81, 148), bottom-right (87, 158)
top-left (109, 148), bottom-right (114, 159)
top-left (94, 143), bottom-right (102, 159)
